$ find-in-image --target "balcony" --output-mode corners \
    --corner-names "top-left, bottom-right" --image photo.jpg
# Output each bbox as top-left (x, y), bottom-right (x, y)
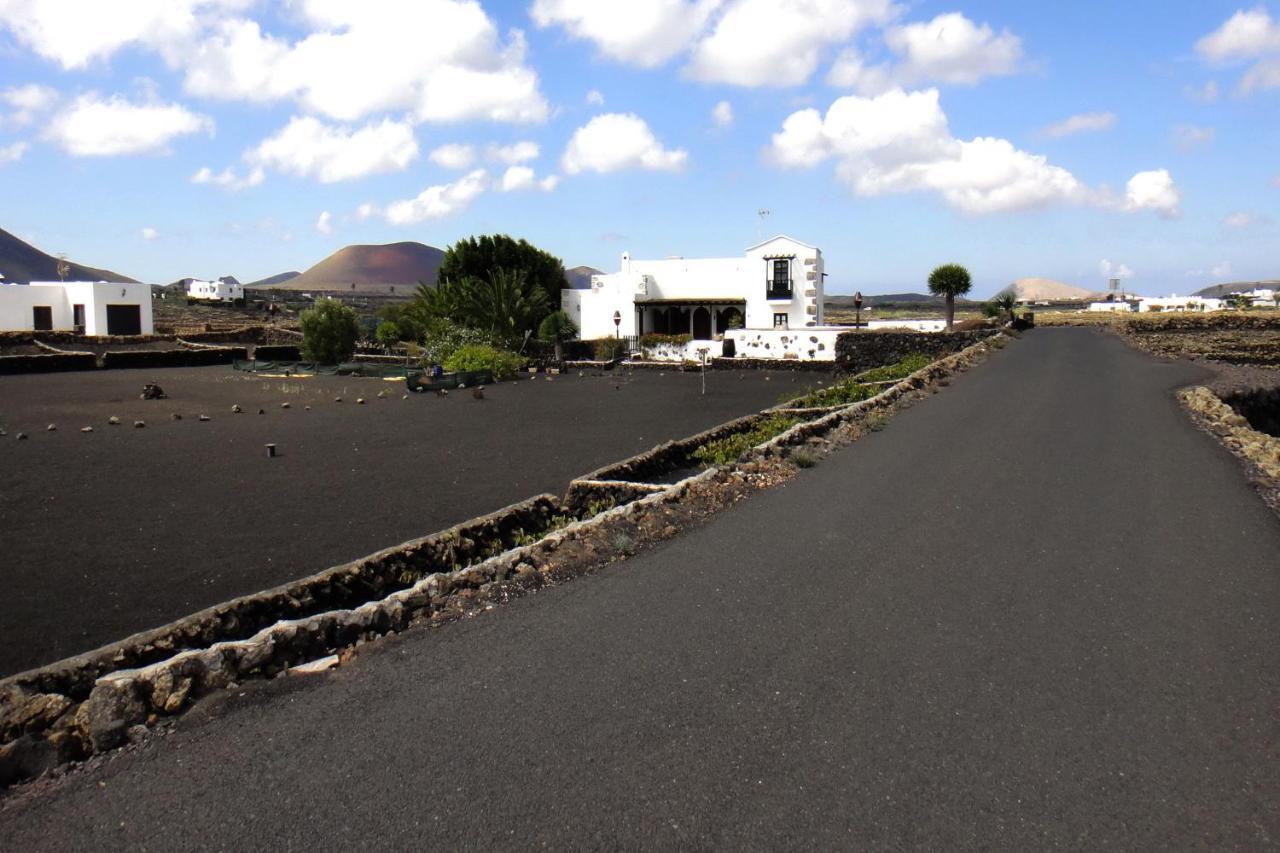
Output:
top-left (765, 278), bottom-right (793, 301)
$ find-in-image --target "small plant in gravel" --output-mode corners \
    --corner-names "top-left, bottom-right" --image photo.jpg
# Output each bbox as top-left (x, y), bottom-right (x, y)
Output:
top-left (856, 353), bottom-right (931, 383)
top-left (443, 344), bottom-right (526, 379)
top-left (610, 532), bottom-right (637, 556)
top-left (693, 413), bottom-right (802, 467)
top-left (790, 448), bottom-right (819, 468)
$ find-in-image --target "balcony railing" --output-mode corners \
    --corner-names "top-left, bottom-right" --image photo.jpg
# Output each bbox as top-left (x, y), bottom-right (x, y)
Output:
top-left (766, 278), bottom-right (793, 300)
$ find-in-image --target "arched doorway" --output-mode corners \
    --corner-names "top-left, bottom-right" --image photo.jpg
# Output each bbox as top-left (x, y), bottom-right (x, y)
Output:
top-left (692, 307), bottom-right (712, 340)
top-left (717, 306), bottom-right (743, 332)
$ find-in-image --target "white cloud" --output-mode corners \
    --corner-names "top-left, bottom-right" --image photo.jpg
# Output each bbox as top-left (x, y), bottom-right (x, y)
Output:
top-left (429, 143), bottom-right (476, 170)
top-left (1039, 112), bottom-right (1116, 139)
top-left (1172, 124), bottom-right (1215, 151)
top-left (1213, 260), bottom-right (1233, 278)
top-left (0, 1), bottom-right (548, 125)
top-left (182, 2), bottom-right (548, 123)
top-left (486, 141), bottom-right (539, 164)
top-left (687, 0), bottom-right (897, 87)
top-left (246, 116), bottom-right (418, 183)
top-left (1099, 259), bottom-right (1133, 280)
top-left (382, 169), bottom-right (490, 225)
top-left (883, 12), bottom-right (1022, 86)
top-left (1123, 169), bottom-right (1181, 218)
top-left (0, 0), bottom-right (244, 69)
top-left (1195, 8), bottom-right (1280, 94)
top-left (530, 0), bottom-right (719, 68)
top-left (1, 83), bottom-right (59, 125)
top-left (140, 227), bottom-right (158, 240)
top-left (0, 141), bottom-right (27, 164)
top-left (826, 48), bottom-right (894, 93)
top-left (1223, 211), bottom-right (1257, 229)
top-left (315, 210), bottom-right (332, 235)
top-left (586, 89), bottom-right (605, 106)
top-left (711, 100), bottom-right (734, 127)
top-left (355, 202), bottom-right (377, 221)
top-left (191, 164), bottom-right (265, 190)
top-left (43, 92), bottom-right (211, 156)
top-left (499, 165), bottom-right (558, 192)
top-left (769, 88), bottom-right (1180, 217)
top-left (562, 112), bottom-right (687, 174)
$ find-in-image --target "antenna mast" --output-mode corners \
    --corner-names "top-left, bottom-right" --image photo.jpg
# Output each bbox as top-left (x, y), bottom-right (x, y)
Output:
top-left (756, 208), bottom-right (770, 241)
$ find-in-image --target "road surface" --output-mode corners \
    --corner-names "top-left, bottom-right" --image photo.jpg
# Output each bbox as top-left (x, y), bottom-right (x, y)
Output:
top-left (3, 328), bottom-right (1277, 850)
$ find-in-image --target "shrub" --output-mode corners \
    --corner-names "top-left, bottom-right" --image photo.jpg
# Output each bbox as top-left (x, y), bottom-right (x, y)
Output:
top-left (692, 413), bottom-right (801, 467)
top-left (418, 321), bottom-right (495, 366)
top-left (639, 333), bottom-right (692, 348)
top-left (537, 311), bottom-right (578, 362)
top-left (592, 337), bottom-right (627, 361)
top-left (375, 321), bottom-right (403, 348)
top-left (300, 298), bottom-right (359, 364)
top-left (442, 344), bottom-right (526, 379)
top-left (857, 353), bottom-right (931, 383)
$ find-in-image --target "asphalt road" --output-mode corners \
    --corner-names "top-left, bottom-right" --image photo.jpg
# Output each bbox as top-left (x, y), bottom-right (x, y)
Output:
top-left (4, 328), bottom-right (1278, 850)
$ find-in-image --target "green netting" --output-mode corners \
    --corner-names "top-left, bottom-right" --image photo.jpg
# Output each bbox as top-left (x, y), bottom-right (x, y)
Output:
top-left (406, 369), bottom-right (493, 392)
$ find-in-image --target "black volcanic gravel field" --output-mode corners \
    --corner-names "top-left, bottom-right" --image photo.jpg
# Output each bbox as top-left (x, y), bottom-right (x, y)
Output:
top-left (0, 364), bottom-right (815, 676)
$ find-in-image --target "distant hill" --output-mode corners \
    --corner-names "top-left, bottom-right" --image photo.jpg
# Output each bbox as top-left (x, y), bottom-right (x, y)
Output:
top-left (566, 265), bottom-right (602, 289)
top-left (248, 271), bottom-right (302, 287)
top-left (0, 226), bottom-right (136, 284)
top-left (266, 242), bottom-right (444, 295)
top-left (1193, 281), bottom-right (1280, 299)
top-left (1008, 278), bottom-right (1096, 302)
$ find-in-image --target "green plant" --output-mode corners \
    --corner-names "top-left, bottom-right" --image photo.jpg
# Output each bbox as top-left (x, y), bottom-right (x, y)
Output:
top-left (610, 532), bottom-right (637, 556)
top-left (692, 414), bottom-right (801, 466)
top-left (443, 344), bottom-right (526, 379)
top-left (790, 448), bottom-right (818, 468)
top-left (986, 289), bottom-right (1018, 324)
top-left (537, 311), bottom-right (578, 362)
top-left (375, 321), bottom-right (403, 348)
top-left (640, 333), bottom-right (692, 348)
top-left (592, 337), bottom-right (627, 361)
top-left (437, 234), bottom-right (569, 317)
top-left (299, 298), bottom-right (359, 364)
top-left (417, 320), bottom-right (495, 367)
top-left (927, 263), bottom-right (973, 331)
top-left (457, 268), bottom-right (550, 348)
top-left (856, 353), bottom-right (932, 383)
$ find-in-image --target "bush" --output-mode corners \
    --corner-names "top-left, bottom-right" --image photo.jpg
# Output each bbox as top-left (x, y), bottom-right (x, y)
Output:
top-left (375, 321), bottom-right (403, 348)
top-left (639, 333), bottom-right (692, 348)
top-left (857, 353), bottom-right (931, 382)
top-left (418, 321), bottom-right (495, 367)
top-left (442, 344), bottom-right (526, 379)
top-left (592, 337), bottom-right (627, 361)
top-left (537, 311), bottom-right (578, 362)
top-left (300, 298), bottom-right (359, 364)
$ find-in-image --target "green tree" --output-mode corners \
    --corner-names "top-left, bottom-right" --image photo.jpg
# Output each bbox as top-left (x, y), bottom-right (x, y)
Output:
top-left (437, 234), bottom-right (567, 315)
top-left (537, 310), bottom-right (578, 362)
top-left (927, 264), bottom-right (973, 331)
top-left (986, 288), bottom-right (1018, 324)
top-left (459, 268), bottom-right (549, 347)
top-left (300, 297), bottom-right (359, 364)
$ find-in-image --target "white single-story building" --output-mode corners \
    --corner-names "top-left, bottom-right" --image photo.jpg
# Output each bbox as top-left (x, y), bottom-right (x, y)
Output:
top-left (1136, 296), bottom-right (1223, 313)
top-left (1088, 301), bottom-right (1134, 313)
top-left (561, 235), bottom-right (824, 340)
top-left (186, 277), bottom-right (243, 302)
top-left (0, 281), bottom-right (154, 335)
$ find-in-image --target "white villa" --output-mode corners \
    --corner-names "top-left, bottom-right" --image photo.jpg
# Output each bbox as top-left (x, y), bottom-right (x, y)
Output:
top-left (0, 281), bottom-right (154, 335)
top-left (186, 277), bottom-right (243, 303)
top-left (1136, 295), bottom-right (1224, 313)
top-left (562, 236), bottom-right (824, 341)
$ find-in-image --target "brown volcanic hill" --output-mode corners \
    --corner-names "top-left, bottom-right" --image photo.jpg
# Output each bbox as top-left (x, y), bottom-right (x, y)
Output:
top-left (247, 271), bottom-right (302, 287)
top-left (267, 242), bottom-right (444, 295)
top-left (1009, 277), bottom-right (1095, 302)
top-left (0, 226), bottom-right (136, 284)
top-left (566, 265), bottom-right (602, 289)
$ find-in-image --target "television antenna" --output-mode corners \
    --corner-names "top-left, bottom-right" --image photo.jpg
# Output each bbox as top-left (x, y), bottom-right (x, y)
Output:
top-left (756, 208), bottom-right (770, 241)
top-left (1109, 277), bottom-right (1121, 301)
top-left (56, 254), bottom-right (70, 282)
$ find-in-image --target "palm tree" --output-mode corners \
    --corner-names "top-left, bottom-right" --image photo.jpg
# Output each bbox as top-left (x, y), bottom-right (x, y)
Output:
top-left (928, 263), bottom-right (973, 331)
top-left (459, 268), bottom-right (549, 347)
top-left (538, 310), bottom-right (578, 363)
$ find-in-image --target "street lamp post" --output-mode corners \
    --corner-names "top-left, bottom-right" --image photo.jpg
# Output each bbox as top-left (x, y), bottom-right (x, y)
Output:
top-left (854, 291), bottom-right (863, 328)
top-left (613, 310), bottom-right (621, 339)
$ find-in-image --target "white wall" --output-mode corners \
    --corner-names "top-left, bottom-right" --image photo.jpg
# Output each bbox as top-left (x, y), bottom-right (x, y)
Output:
top-left (187, 278), bottom-right (243, 301)
top-left (0, 281), bottom-right (153, 334)
top-left (1088, 302), bottom-right (1133, 313)
top-left (723, 328), bottom-right (841, 361)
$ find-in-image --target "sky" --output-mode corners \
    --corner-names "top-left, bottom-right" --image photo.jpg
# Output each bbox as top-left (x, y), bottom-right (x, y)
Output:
top-left (0, 1), bottom-right (1277, 297)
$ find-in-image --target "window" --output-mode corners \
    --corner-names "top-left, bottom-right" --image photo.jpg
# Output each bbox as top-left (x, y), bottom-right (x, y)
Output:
top-left (766, 258), bottom-right (792, 300)
top-left (32, 306), bottom-right (53, 331)
top-left (773, 313), bottom-right (789, 329)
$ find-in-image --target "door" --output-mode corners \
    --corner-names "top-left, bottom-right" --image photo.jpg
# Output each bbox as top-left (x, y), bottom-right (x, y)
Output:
top-left (73, 304), bottom-right (85, 332)
top-left (105, 304), bottom-right (142, 335)
top-left (32, 306), bottom-right (53, 331)
top-left (692, 307), bottom-right (712, 340)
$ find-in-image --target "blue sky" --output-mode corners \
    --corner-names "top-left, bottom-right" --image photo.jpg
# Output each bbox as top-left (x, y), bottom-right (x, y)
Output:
top-left (0, 1), bottom-right (1277, 297)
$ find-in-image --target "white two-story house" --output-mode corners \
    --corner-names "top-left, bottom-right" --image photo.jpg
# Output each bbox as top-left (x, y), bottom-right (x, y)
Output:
top-left (562, 236), bottom-right (824, 341)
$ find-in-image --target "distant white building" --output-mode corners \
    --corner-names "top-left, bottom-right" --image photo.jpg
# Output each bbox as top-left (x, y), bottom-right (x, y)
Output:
top-left (1087, 301), bottom-right (1133, 313)
top-left (561, 235), bottom-right (824, 340)
top-left (0, 281), bottom-right (154, 335)
top-left (186, 277), bottom-right (243, 303)
top-left (1136, 296), bottom-right (1223, 313)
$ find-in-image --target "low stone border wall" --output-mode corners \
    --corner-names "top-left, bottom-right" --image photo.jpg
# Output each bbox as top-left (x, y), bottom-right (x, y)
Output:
top-left (834, 329), bottom-right (996, 373)
top-left (1180, 386), bottom-right (1280, 484)
top-left (252, 344), bottom-right (301, 361)
top-left (101, 347), bottom-right (247, 370)
top-left (576, 411), bottom-right (773, 483)
top-left (0, 333), bottom-right (1006, 788)
top-left (0, 352), bottom-right (98, 374)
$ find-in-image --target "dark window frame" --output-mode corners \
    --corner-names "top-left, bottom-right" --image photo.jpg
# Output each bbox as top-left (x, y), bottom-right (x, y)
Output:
top-left (773, 312), bottom-right (789, 329)
top-left (766, 258), bottom-right (792, 300)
